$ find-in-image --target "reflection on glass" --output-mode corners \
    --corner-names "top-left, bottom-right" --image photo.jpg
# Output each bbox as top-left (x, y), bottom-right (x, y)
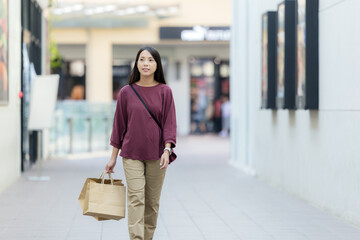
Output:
top-left (261, 14), bottom-right (268, 105)
top-left (297, 0), bottom-right (306, 99)
top-left (0, 0), bottom-right (8, 105)
top-left (190, 58), bottom-right (215, 134)
top-left (277, 3), bottom-right (285, 99)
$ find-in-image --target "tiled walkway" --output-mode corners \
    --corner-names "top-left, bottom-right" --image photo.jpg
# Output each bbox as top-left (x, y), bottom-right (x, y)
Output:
top-left (1, 135), bottom-right (360, 240)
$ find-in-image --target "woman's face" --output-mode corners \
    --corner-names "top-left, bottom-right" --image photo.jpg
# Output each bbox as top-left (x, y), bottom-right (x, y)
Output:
top-left (137, 50), bottom-right (157, 78)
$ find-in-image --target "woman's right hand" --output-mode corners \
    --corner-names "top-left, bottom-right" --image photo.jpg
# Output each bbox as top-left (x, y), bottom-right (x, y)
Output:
top-left (105, 159), bottom-right (116, 173)
top-left (106, 147), bottom-right (120, 173)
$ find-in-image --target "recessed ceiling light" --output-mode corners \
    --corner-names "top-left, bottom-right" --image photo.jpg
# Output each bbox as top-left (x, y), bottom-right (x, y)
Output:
top-left (63, 6), bottom-right (72, 13)
top-left (94, 7), bottom-right (105, 14)
top-left (136, 5), bottom-right (149, 13)
top-left (104, 5), bottom-right (117, 12)
top-left (53, 9), bottom-right (64, 15)
top-left (72, 4), bottom-right (83, 11)
top-left (125, 8), bottom-right (136, 15)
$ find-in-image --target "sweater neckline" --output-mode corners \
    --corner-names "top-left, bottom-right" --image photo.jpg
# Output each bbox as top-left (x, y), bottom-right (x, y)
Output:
top-left (134, 82), bottom-right (161, 88)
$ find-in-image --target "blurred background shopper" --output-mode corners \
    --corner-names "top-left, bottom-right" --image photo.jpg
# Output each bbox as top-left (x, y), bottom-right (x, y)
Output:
top-left (105, 46), bottom-right (177, 240)
top-left (219, 94), bottom-right (230, 137)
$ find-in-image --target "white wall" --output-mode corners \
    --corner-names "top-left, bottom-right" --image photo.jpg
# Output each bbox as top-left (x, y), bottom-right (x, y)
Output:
top-left (0, 0), bottom-right (22, 193)
top-left (231, 0), bottom-right (360, 225)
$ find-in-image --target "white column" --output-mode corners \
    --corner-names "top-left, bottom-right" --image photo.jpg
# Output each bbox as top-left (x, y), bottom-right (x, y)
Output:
top-left (230, 0), bottom-right (255, 174)
top-left (41, 11), bottom-right (50, 160)
top-left (86, 30), bottom-right (112, 102)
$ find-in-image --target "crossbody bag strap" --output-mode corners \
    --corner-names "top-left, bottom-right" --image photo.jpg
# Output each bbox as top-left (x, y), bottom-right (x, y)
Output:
top-left (130, 84), bottom-right (162, 131)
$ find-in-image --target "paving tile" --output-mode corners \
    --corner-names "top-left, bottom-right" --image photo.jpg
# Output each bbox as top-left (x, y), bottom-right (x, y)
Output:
top-left (0, 135), bottom-right (359, 240)
top-left (0, 229), bottom-right (69, 239)
top-left (66, 234), bottom-right (101, 240)
top-left (237, 234), bottom-right (275, 240)
top-left (305, 235), bottom-right (342, 240)
top-left (205, 238), bottom-right (240, 240)
top-left (271, 235), bottom-right (309, 240)
top-left (101, 233), bottom-right (129, 240)
top-left (169, 234), bottom-right (205, 240)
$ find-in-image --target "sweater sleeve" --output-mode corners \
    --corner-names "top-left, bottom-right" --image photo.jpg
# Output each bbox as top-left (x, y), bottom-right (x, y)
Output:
top-left (162, 87), bottom-right (177, 148)
top-left (110, 88), bottom-right (128, 149)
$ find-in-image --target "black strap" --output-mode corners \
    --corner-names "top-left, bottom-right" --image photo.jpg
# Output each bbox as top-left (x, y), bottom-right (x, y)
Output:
top-left (130, 84), bottom-right (162, 131)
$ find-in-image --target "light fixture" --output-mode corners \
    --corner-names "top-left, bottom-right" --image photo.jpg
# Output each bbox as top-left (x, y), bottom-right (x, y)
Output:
top-left (52, 9), bottom-right (64, 15)
top-left (125, 8), bottom-right (136, 15)
top-left (93, 7), bottom-right (105, 14)
top-left (52, 3), bottom-right (179, 17)
top-left (136, 5), bottom-right (149, 13)
top-left (72, 4), bottom-right (84, 11)
top-left (63, 6), bottom-right (72, 13)
top-left (104, 5), bottom-right (117, 12)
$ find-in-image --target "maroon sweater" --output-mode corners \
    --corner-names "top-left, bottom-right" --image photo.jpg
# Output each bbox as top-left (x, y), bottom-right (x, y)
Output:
top-left (110, 83), bottom-right (177, 162)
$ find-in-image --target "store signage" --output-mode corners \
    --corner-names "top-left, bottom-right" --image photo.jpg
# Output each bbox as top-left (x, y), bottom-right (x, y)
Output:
top-left (160, 26), bottom-right (230, 42)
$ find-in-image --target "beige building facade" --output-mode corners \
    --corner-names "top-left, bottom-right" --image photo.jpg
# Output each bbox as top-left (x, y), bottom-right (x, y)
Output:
top-left (51, 0), bottom-right (232, 135)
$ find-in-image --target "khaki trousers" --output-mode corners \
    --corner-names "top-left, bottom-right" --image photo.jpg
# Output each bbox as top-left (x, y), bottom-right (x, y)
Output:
top-left (122, 158), bottom-right (167, 240)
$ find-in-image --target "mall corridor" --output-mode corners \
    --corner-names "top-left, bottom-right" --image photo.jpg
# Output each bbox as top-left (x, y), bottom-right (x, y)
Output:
top-left (0, 135), bottom-right (359, 240)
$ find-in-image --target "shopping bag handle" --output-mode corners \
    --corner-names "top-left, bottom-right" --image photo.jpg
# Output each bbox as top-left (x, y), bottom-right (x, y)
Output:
top-left (100, 171), bottom-right (114, 185)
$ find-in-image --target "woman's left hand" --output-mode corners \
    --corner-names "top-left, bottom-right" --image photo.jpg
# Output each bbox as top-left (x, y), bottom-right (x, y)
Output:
top-left (160, 151), bottom-right (170, 169)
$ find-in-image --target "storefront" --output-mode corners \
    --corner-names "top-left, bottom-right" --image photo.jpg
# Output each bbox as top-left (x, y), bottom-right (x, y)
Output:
top-left (48, 1), bottom-right (232, 154)
top-left (55, 28), bottom-right (230, 136)
top-left (189, 57), bottom-right (230, 134)
top-left (0, 0), bottom-right (49, 192)
top-left (21, 0), bottom-right (45, 171)
top-left (159, 26), bottom-right (230, 134)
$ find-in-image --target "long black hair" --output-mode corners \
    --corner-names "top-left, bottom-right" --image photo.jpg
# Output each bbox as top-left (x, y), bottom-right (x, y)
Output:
top-left (128, 46), bottom-right (167, 85)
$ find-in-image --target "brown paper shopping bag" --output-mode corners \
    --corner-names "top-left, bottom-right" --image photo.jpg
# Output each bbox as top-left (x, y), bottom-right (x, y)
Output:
top-left (78, 171), bottom-right (126, 221)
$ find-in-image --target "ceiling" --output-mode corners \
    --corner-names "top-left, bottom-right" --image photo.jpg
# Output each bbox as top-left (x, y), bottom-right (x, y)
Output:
top-left (50, 0), bottom-right (181, 20)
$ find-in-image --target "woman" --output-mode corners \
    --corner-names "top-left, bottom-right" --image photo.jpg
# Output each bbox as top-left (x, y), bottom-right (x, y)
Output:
top-left (105, 46), bottom-right (177, 240)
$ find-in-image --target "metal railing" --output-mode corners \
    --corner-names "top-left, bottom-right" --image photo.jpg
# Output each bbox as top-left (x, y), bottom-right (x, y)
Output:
top-left (49, 100), bottom-right (116, 156)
